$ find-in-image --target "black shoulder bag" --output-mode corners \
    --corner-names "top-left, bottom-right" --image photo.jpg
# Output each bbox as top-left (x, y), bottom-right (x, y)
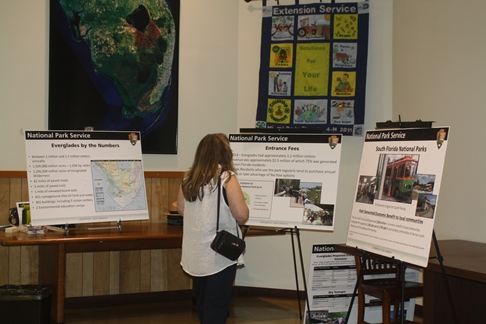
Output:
top-left (210, 176), bottom-right (246, 261)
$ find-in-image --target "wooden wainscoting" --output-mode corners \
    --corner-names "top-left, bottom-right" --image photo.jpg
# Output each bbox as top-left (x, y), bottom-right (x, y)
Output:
top-left (0, 171), bottom-right (189, 297)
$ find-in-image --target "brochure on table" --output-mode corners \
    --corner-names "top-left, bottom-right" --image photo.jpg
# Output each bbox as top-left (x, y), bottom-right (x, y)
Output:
top-left (346, 127), bottom-right (449, 267)
top-left (229, 133), bottom-right (341, 231)
top-left (24, 130), bottom-right (149, 226)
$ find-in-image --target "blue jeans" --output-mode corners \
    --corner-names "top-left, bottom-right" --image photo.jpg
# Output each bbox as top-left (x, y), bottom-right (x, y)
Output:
top-left (194, 264), bottom-right (237, 324)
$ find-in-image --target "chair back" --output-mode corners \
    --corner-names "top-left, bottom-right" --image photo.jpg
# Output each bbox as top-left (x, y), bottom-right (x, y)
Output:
top-left (355, 253), bottom-right (402, 283)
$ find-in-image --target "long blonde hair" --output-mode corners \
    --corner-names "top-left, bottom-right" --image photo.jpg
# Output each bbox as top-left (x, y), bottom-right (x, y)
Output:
top-left (182, 133), bottom-right (236, 202)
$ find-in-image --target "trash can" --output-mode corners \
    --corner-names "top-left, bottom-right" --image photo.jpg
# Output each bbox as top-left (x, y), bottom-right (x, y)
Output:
top-left (0, 285), bottom-right (52, 324)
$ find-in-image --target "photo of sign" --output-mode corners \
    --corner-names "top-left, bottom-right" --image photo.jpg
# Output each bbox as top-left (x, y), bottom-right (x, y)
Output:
top-left (230, 133), bottom-right (342, 230)
top-left (346, 127), bottom-right (450, 267)
top-left (24, 130), bottom-right (149, 226)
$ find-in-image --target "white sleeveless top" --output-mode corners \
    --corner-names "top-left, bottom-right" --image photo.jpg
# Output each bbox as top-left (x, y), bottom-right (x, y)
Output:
top-left (180, 171), bottom-right (243, 276)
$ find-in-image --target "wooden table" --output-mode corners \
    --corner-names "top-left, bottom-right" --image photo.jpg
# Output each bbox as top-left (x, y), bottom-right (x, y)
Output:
top-left (0, 223), bottom-right (277, 323)
top-left (0, 223), bottom-right (184, 323)
top-left (424, 239), bottom-right (486, 323)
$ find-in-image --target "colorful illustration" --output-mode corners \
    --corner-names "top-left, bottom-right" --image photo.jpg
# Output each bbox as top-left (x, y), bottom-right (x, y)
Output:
top-left (297, 15), bottom-right (331, 40)
top-left (294, 99), bottom-right (327, 124)
top-left (330, 100), bottom-right (354, 124)
top-left (333, 43), bottom-right (358, 68)
top-left (332, 71), bottom-right (356, 97)
top-left (268, 71), bottom-right (292, 96)
top-left (271, 16), bottom-right (295, 41)
top-left (270, 44), bottom-right (293, 68)
top-left (334, 14), bottom-right (358, 39)
top-left (267, 99), bottom-right (291, 124)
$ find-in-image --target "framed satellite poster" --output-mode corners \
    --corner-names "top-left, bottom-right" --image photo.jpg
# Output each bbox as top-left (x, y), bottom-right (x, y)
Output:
top-left (48, 0), bottom-right (180, 154)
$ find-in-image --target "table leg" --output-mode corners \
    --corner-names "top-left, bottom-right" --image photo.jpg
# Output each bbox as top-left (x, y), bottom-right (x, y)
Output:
top-left (39, 243), bottom-right (66, 323)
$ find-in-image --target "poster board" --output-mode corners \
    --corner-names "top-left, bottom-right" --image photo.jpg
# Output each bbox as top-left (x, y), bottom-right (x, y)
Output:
top-left (346, 127), bottom-right (450, 267)
top-left (303, 244), bottom-right (419, 323)
top-left (229, 133), bottom-right (341, 230)
top-left (255, 1), bottom-right (370, 136)
top-left (304, 244), bottom-right (357, 324)
top-left (24, 130), bottom-right (149, 226)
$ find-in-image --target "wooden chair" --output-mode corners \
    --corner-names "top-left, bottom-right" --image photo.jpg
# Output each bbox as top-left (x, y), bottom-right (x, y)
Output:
top-left (354, 252), bottom-right (423, 324)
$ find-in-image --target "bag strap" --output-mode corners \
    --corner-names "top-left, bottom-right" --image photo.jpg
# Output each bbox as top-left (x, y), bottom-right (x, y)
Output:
top-left (216, 176), bottom-right (221, 232)
top-left (215, 175), bottom-right (241, 239)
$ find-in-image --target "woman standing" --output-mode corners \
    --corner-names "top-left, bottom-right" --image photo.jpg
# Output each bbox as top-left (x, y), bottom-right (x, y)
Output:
top-left (177, 133), bottom-right (249, 324)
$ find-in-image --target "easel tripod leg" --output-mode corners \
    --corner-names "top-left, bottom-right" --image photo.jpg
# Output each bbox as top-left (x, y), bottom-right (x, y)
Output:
top-left (432, 230), bottom-right (459, 324)
top-left (295, 227), bottom-right (312, 322)
top-left (290, 228), bottom-right (303, 318)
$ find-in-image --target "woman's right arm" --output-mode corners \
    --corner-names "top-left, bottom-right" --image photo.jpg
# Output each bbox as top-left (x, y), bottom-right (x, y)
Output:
top-left (224, 175), bottom-right (249, 225)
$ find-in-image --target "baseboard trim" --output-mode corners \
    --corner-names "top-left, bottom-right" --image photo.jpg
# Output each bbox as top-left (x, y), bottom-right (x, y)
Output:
top-left (65, 287), bottom-right (423, 320)
top-left (233, 286), bottom-right (307, 300)
top-left (65, 290), bottom-right (193, 309)
top-left (65, 286), bottom-right (305, 309)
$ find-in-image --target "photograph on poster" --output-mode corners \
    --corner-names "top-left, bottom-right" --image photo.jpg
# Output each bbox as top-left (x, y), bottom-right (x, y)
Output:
top-left (356, 154), bottom-right (421, 205)
top-left (378, 154), bottom-right (419, 204)
top-left (274, 179), bottom-right (323, 207)
top-left (355, 175), bottom-right (377, 205)
top-left (356, 158), bottom-right (438, 218)
top-left (415, 193), bottom-right (437, 219)
top-left (303, 203), bottom-right (334, 226)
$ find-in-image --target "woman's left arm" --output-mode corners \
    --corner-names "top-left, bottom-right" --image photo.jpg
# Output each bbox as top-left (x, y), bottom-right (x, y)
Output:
top-left (176, 185), bottom-right (185, 216)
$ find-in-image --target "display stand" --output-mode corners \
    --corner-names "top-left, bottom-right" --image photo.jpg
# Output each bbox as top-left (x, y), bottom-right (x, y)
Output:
top-left (343, 230), bottom-right (458, 324)
top-left (429, 230), bottom-right (459, 324)
top-left (343, 119), bottom-right (457, 324)
top-left (47, 219), bottom-right (123, 236)
top-left (242, 225), bottom-right (310, 320)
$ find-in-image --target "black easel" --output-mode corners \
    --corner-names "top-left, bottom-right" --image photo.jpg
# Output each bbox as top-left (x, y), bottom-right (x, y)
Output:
top-left (242, 225), bottom-right (310, 320)
top-left (238, 127), bottom-right (323, 321)
top-left (343, 119), bottom-right (458, 324)
top-left (377, 119), bottom-right (458, 323)
top-left (430, 230), bottom-right (459, 324)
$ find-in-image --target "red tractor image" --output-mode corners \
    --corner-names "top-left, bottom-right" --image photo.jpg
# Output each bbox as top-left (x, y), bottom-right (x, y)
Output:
top-left (298, 17), bottom-right (317, 37)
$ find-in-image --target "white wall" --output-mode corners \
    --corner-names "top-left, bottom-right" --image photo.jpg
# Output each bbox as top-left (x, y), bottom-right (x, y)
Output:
top-left (0, 0), bottom-right (240, 171)
top-left (393, 0), bottom-right (486, 244)
top-left (0, 0), bottom-right (394, 290)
